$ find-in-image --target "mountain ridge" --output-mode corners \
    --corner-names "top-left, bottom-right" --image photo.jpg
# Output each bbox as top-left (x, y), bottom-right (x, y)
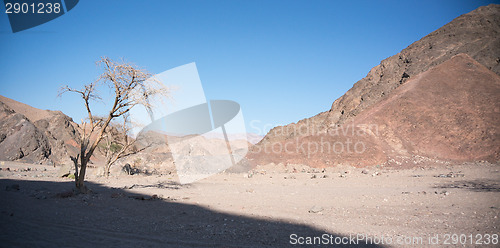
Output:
top-left (249, 4), bottom-right (500, 167)
top-left (258, 4), bottom-right (500, 149)
top-left (0, 95), bottom-right (80, 165)
top-left (248, 53), bottom-right (500, 167)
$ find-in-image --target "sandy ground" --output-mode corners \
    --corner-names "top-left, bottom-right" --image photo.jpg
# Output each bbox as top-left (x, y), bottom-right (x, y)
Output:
top-left (0, 161), bottom-right (499, 247)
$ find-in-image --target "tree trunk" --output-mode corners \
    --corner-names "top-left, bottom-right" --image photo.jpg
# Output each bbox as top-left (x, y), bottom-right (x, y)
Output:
top-left (70, 155), bottom-right (79, 188)
top-left (104, 164), bottom-right (110, 178)
top-left (76, 156), bottom-right (89, 194)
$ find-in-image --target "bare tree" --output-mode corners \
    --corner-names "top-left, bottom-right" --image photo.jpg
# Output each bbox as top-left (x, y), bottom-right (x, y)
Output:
top-left (60, 57), bottom-right (169, 193)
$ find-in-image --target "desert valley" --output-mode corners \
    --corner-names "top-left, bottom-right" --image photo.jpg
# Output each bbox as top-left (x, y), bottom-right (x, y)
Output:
top-left (1, 3), bottom-right (499, 248)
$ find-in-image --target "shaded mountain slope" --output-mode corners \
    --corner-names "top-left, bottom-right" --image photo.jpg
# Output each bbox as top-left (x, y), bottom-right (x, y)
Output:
top-left (0, 101), bottom-right (51, 162)
top-left (0, 95), bottom-right (80, 164)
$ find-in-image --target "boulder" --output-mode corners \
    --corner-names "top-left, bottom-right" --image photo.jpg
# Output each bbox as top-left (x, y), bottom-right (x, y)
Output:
top-left (57, 163), bottom-right (74, 178)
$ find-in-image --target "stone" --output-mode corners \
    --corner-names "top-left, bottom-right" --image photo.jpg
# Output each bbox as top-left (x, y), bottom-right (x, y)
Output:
top-left (122, 163), bottom-right (132, 175)
top-left (57, 164), bottom-right (73, 178)
top-left (308, 205), bottom-right (324, 213)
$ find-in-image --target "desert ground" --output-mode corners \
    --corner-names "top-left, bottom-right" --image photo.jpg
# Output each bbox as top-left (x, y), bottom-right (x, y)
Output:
top-left (1, 3), bottom-right (499, 248)
top-left (1, 161), bottom-right (499, 247)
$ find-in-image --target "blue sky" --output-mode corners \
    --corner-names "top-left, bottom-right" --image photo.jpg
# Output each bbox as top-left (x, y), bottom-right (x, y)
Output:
top-left (0, 0), bottom-right (496, 135)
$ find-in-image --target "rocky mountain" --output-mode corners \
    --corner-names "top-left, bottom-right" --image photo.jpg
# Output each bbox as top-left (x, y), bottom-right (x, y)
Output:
top-left (0, 100), bottom-right (51, 162)
top-left (249, 54), bottom-right (500, 167)
top-left (249, 4), bottom-right (500, 167)
top-left (0, 94), bottom-right (259, 175)
top-left (353, 54), bottom-right (500, 163)
top-left (0, 95), bottom-right (80, 165)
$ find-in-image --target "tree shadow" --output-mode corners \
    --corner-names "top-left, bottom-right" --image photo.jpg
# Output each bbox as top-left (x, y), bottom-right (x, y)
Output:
top-left (435, 179), bottom-right (500, 192)
top-left (126, 181), bottom-right (186, 190)
top-left (0, 179), bottom-right (384, 247)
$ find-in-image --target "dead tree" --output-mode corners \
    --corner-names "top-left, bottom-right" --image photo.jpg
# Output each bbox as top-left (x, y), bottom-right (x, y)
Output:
top-left (59, 57), bottom-right (169, 193)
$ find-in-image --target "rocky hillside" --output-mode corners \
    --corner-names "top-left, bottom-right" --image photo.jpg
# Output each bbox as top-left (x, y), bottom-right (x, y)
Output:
top-left (326, 3), bottom-right (500, 127)
top-left (249, 54), bottom-right (500, 167)
top-left (0, 95), bottom-right (254, 175)
top-left (249, 4), bottom-right (500, 167)
top-left (353, 54), bottom-right (500, 163)
top-left (0, 95), bottom-right (80, 165)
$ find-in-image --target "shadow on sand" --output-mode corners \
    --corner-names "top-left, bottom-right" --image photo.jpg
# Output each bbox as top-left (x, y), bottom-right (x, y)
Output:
top-left (0, 179), bottom-right (384, 247)
top-left (435, 179), bottom-right (500, 192)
